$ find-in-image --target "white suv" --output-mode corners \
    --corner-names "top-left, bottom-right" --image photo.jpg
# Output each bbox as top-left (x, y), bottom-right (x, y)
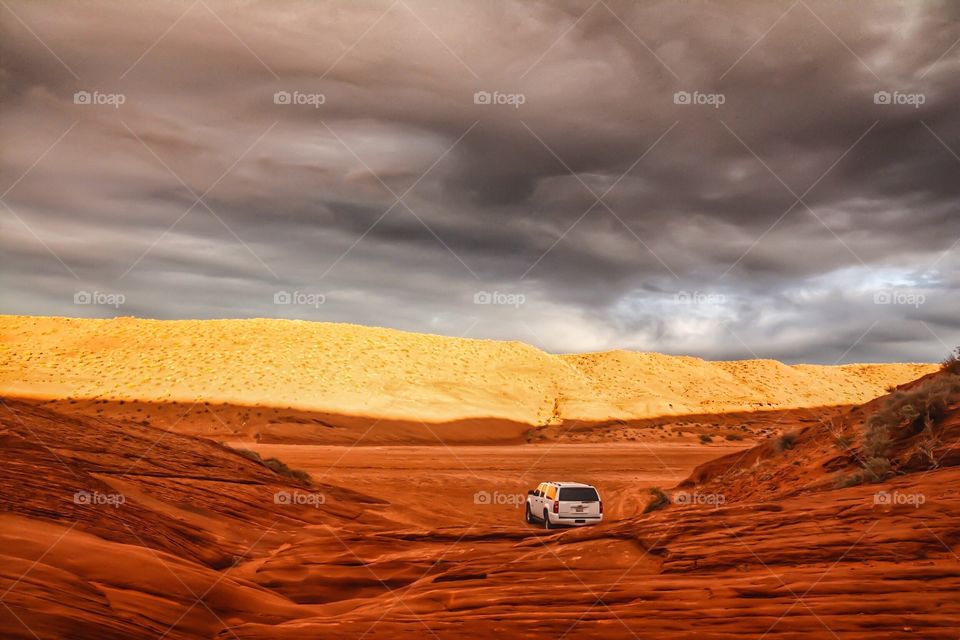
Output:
top-left (525, 482), bottom-right (603, 529)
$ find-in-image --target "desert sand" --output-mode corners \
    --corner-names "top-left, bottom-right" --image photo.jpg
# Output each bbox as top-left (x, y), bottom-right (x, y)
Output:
top-left (2, 365), bottom-right (960, 638)
top-left (2, 316), bottom-right (957, 638)
top-left (0, 315), bottom-right (936, 425)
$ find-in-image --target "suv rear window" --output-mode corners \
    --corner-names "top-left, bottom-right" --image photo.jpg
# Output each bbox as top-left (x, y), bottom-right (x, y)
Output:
top-left (558, 487), bottom-right (599, 502)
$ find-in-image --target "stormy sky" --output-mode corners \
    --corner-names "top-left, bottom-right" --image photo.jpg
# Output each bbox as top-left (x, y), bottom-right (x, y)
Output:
top-left (1, 0), bottom-right (958, 363)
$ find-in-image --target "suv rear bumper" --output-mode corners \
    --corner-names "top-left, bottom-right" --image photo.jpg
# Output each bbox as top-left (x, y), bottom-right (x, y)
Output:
top-left (549, 514), bottom-right (602, 526)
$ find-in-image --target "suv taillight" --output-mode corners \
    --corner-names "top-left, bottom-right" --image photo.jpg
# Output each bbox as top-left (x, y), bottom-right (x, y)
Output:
top-left (599, 501), bottom-right (603, 514)
top-left (552, 500), bottom-right (559, 514)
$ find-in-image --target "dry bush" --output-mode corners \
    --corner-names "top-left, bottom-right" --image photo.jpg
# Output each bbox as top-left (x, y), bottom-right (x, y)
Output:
top-left (643, 487), bottom-right (670, 514)
top-left (834, 457), bottom-right (891, 488)
top-left (231, 447), bottom-right (263, 463)
top-left (834, 471), bottom-right (864, 488)
top-left (775, 431), bottom-right (798, 452)
top-left (942, 347), bottom-right (960, 375)
top-left (224, 445), bottom-right (312, 484)
top-left (263, 457), bottom-right (313, 484)
top-left (861, 456), bottom-right (893, 483)
top-left (863, 375), bottom-right (959, 460)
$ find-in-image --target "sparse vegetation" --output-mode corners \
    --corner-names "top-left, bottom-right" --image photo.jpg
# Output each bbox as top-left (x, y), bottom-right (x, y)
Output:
top-left (224, 445), bottom-right (312, 484)
top-left (263, 457), bottom-right (312, 484)
top-left (725, 433), bottom-right (743, 441)
top-left (643, 487), bottom-right (670, 514)
top-left (861, 456), bottom-right (893, 482)
top-left (232, 447), bottom-right (263, 463)
top-left (941, 346), bottom-right (960, 375)
top-left (834, 471), bottom-right (864, 488)
top-left (835, 455), bottom-right (894, 489)
top-left (699, 434), bottom-right (713, 444)
top-left (775, 432), bottom-right (798, 452)
top-left (833, 434), bottom-right (853, 450)
top-left (863, 374), bottom-right (959, 460)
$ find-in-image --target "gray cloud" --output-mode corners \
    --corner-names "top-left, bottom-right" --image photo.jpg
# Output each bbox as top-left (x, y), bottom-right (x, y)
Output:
top-left (1, 0), bottom-right (958, 363)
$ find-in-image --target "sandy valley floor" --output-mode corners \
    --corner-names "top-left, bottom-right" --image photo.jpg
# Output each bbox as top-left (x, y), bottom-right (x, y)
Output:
top-left (230, 442), bottom-right (745, 528)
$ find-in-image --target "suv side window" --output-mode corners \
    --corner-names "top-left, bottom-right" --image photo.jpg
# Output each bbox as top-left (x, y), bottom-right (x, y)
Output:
top-left (535, 483), bottom-right (545, 497)
top-left (545, 485), bottom-right (557, 500)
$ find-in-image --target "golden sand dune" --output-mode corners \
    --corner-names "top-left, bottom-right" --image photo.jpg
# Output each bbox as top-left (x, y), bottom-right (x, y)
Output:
top-left (0, 315), bottom-right (936, 424)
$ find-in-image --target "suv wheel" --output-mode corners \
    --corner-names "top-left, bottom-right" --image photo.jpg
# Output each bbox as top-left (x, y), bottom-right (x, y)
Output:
top-left (543, 510), bottom-right (553, 530)
top-left (525, 502), bottom-right (535, 524)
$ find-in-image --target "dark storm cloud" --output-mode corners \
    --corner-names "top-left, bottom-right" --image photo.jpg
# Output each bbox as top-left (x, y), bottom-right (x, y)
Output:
top-left (1, 0), bottom-right (958, 362)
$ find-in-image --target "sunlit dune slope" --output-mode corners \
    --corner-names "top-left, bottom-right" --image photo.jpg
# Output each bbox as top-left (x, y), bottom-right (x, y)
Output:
top-left (0, 315), bottom-right (936, 424)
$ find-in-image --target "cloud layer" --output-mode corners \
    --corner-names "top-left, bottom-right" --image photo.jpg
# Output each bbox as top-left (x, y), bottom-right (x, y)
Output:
top-left (1, 0), bottom-right (958, 362)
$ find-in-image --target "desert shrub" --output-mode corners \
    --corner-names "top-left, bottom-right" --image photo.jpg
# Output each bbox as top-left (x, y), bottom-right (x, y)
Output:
top-left (864, 375), bottom-right (959, 459)
top-left (833, 434), bottom-right (853, 449)
top-left (863, 421), bottom-right (891, 458)
top-left (224, 446), bottom-right (312, 484)
top-left (263, 457), bottom-right (312, 484)
top-left (834, 471), bottom-right (864, 488)
top-left (917, 415), bottom-right (942, 469)
top-left (643, 487), bottom-right (670, 514)
top-left (835, 457), bottom-right (892, 489)
top-left (725, 433), bottom-right (743, 441)
top-left (699, 434), bottom-right (713, 444)
top-left (942, 347), bottom-right (960, 374)
top-left (232, 447), bottom-right (263, 463)
top-left (775, 432), bottom-right (798, 452)
top-left (861, 457), bottom-right (893, 483)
